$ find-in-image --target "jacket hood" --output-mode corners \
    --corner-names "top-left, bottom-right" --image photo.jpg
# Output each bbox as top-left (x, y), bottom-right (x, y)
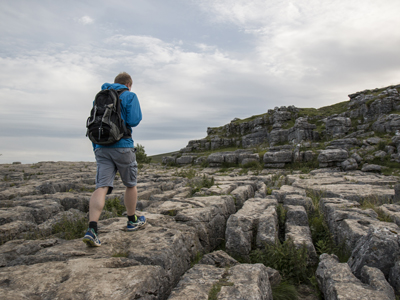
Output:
top-left (101, 83), bottom-right (129, 91)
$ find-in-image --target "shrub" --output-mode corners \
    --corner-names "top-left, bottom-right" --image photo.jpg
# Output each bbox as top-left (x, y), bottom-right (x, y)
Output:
top-left (250, 239), bottom-right (310, 285)
top-left (104, 197), bottom-right (126, 216)
top-left (135, 143), bottom-right (152, 163)
top-left (52, 213), bottom-right (87, 240)
top-left (377, 140), bottom-right (386, 151)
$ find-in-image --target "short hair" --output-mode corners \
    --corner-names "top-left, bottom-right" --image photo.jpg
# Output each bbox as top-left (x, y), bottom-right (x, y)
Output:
top-left (114, 72), bottom-right (132, 86)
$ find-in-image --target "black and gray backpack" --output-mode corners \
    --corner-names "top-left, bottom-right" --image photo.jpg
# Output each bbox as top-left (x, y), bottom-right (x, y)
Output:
top-left (86, 88), bottom-right (131, 145)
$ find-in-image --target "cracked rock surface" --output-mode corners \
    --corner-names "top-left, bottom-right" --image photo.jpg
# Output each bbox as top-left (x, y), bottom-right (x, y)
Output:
top-left (0, 162), bottom-right (399, 299)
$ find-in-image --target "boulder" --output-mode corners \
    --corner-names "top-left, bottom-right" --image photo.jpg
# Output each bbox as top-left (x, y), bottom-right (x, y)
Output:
top-left (341, 158), bottom-right (358, 171)
top-left (225, 198), bottom-right (278, 261)
top-left (316, 254), bottom-right (395, 300)
top-left (162, 156), bottom-right (176, 165)
top-left (361, 164), bottom-right (382, 172)
top-left (325, 117), bottom-right (352, 137)
top-left (263, 150), bottom-right (293, 167)
top-left (287, 117), bottom-right (319, 143)
top-left (318, 149), bottom-right (349, 168)
top-left (217, 264), bottom-right (273, 300)
top-left (176, 156), bottom-right (194, 165)
top-left (328, 138), bottom-right (361, 150)
top-left (230, 185), bottom-right (255, 209)
top-left (348, 226), bottom-right (400, 278)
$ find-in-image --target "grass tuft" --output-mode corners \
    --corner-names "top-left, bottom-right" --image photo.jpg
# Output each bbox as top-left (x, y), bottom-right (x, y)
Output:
top-left (208, 270), bottom-right (234, 300)
top-left (112, 251), bottom-right (129, 258)
top-left (189, 175), bottom-right (215, 196)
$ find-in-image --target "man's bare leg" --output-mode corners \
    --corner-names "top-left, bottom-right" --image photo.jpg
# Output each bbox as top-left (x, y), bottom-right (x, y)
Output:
top-left (83, 186), bottom-right (108, 246)
top-left (124, 186), bottom-right (138, 216)
top-left (125, 186), bottom-right (146, 230)
top-left (89, 187), bottom-right (109, 222)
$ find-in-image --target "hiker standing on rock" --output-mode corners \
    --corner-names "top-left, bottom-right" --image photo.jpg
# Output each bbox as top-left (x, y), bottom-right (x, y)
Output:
top-left (83, 72), bottom-right (146, 247)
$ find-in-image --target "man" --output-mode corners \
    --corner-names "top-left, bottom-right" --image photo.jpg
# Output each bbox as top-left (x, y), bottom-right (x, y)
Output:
top-left (83, 72), bottom-right (145, 247)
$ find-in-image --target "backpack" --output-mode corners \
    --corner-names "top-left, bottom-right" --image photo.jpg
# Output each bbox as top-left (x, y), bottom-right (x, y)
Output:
top-left (86, 88), bottom-right (131, 145)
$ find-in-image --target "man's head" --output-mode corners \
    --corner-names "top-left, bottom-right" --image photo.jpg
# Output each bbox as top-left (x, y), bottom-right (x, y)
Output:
top-left (114, 72), bottom-right (133, 91)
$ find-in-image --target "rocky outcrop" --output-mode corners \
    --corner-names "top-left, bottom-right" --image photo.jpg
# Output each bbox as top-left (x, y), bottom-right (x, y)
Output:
top-left (162, 85), bottom-right (400, 180)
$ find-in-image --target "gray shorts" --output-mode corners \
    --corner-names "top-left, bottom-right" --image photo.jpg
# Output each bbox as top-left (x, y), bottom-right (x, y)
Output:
top-left (94, 147), bottom-right (138, 194)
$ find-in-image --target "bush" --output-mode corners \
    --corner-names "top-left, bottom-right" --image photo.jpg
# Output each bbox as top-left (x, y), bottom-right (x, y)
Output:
top-left (104, 197), bottom-right (126, 216)
top-left (52, 213), bottom-right (87, 240)
top-left (135, 143), bottom-right (151, 163)
top-left (250, 239), bottom-right (310, 285)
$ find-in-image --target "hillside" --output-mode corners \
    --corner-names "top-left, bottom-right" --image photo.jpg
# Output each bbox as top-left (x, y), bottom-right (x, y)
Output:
top-left (162, 84), bottom-right (400, 176)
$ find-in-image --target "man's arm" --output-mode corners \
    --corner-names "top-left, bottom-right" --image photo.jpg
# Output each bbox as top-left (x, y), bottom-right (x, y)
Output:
top-left (124, 93), bottom-right (142, 127)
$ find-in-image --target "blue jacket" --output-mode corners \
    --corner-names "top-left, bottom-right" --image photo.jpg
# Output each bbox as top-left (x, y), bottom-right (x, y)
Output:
top-left (93, 83), bottom-right (142, 150)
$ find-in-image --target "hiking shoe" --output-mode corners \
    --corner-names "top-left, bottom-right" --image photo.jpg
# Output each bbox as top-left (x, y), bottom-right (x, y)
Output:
top-left (83, 228), bottom-right (101, 247)
top-left (127, 215), bottom-right (146, 231)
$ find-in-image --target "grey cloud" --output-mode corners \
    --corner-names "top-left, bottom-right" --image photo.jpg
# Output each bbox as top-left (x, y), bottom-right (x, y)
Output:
top-left (1, 0), bottom-right (400, 164)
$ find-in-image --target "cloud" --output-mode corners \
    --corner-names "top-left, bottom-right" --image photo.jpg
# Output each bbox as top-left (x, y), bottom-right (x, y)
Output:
top-left (1, 0), bottom-right (400, 163)
top-left (78, 16), bottom-right (94, 25)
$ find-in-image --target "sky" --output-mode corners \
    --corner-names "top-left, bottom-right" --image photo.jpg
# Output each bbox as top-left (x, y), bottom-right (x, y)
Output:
top-left (1, 0), bottom-right (400, 164)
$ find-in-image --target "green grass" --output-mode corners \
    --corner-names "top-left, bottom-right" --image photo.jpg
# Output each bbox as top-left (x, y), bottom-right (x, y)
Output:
top-left (297, 100), bottom-right (349, 119)
top-left (149, 151), bottom-right (179, 164)
top-left (112, 251), bottom-right (129, 258)
top-left (307, 189), bottom-right (351, 262)
top-left (271, 282), bottom-right (299, 300)
top-left (360, 199), bottom-right (393, 222)
top-left (191, 251), bottom-right (203, 268)
top-left (191, 146), bottom-right (244, 156)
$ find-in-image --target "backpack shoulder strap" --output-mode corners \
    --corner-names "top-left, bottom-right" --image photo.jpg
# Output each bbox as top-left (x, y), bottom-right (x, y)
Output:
top-left (113, 88), bottom-right (131, 137)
